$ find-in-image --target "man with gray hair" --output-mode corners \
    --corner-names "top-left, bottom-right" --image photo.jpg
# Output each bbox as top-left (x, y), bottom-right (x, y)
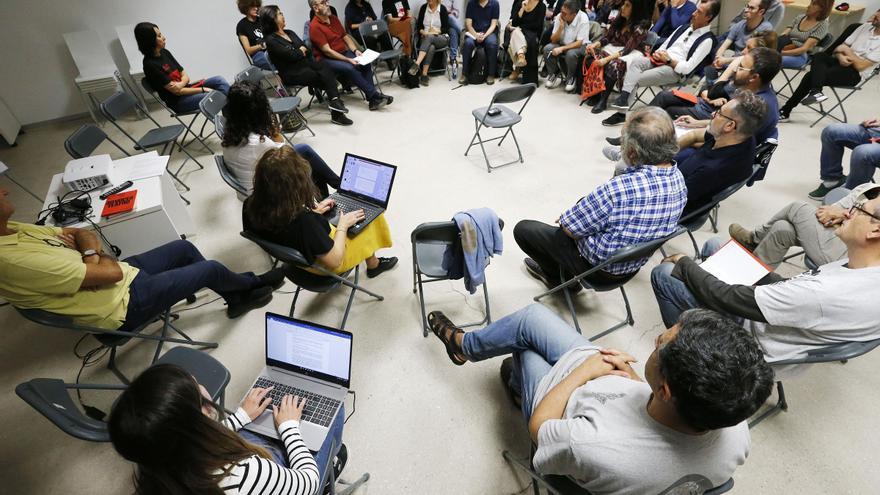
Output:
top-left (514, 107), bottom-right (687, 291)
top-left (543, 0), bottom-right (591, 92)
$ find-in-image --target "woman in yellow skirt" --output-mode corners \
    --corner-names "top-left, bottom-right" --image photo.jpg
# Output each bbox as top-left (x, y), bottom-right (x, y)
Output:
top-left (242, 146), bottom-right (397, 278)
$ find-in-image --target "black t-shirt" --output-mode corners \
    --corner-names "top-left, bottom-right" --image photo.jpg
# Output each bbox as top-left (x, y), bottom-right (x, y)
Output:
top-left (236, 17), bottom-right (266, 47)
top-left (345, 0), bottom-right (379, 32)
top-left (242, 200), bottom-right (334, 265)
top-left (265, 30), bottom-right (310, 75)
top-left (382, 0), bottom-right (411, 18)
top-left (678, 132), bottom-right (756, 216)
top-left (143, 49), bottom-right (184, 107)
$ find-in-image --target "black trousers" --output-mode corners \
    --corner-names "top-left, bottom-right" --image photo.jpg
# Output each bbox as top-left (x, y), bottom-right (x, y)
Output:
top-left (279, 59), bottom-right (340, 100)
top-left (781, 52), bottom-right (862, 112)
top-left (513, 220), bottom-right (628, 288)
top-left (648, 90), bottom-right (710, 119)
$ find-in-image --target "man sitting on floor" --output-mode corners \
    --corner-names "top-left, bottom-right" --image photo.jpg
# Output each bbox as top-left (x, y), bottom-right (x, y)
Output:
top-left (0, 188), bottom-right (283, 331)
top-left (729, 183), bottom-right (880, 268)
top-left (600, 0), bottom-right (719, 126)
top-left (514, 107), bottom-right (687, 291)
top-left (652, 186), bottom-right (880, 363)
top-left (426, 303), bottom-right (773, 493)
top-left (807, 117), bottom-right (880, 200)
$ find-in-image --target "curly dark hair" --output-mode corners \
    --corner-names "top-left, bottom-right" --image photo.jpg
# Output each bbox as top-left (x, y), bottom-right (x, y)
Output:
top-left (237, 0), bottom-right (262, 15)
top-left (221, 81), bottom-right (279, 148)
top-left (659, 309), bottom-right (775, 431)
top-left (245, 146), bottom-right (320, 233)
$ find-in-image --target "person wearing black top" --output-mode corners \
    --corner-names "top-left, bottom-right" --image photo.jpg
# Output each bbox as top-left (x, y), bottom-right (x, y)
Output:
top-left (409, 0), bottom-right (450, 85)
top-left (344, 0), bottom-right (379, 45)
top-left (505, 0), bottom-right (546, 84)
top-left (260, 5), bottom-right (352, 126)
top-left (236, 0), bottom-right (274, 71)
top-left (242, 146), bottom-right (398, 280)
top-left (382, 0), bottom-right (415, 56)
top-left (135, 22), bottom-right (230, 113)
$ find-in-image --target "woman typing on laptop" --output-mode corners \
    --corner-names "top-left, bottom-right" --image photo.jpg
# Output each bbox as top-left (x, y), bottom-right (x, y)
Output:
top-left (242, 146), bottom-right (398, 279)
top-left (108, 364), bottom-right (343, 494)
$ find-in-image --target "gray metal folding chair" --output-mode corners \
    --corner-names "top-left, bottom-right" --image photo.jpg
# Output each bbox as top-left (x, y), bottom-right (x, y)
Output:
top-left (465, 83), bottom-right (537, 173)
top-left (358, 20), bottom-right (403, 85)
top-left (749, 336), bottom-right (880, 427)
top-left (215, 155), bottom-right (249, 200)
top-left (805, 65), bottom-right (880, 128)
top-left (15, 347), bottom-right (231, 442)
top-left (198, 90), bottom-right (227, 142)
top-left (64, 124), bottom-right (131, 160)
top-left (318, 437), bottom-right (371, 495)
top-left (139, 76), bottom-right (214, 153)
top-left (775, 33), bottom-right (834, 98)
top-left (15, 307), bottom-right (218, 384)
top-left (411, 219), bottom-right (504, 337)
top-left (234, 65), bottom-right (314, 143)
top-left (534, 226), bottom-right (688, 339)
top-left (240, 231), bottom-right (384, 329)
top-left (214, 114), bottom-right (227, 140)
top-left (502, 445), bottom-right (734, 494)
top-left (99, 90), bottom-right (204, 202)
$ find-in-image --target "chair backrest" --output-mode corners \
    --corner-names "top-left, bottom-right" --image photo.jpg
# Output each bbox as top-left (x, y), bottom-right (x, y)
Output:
top-left (491, 83), bottom-right (537, 106)
top-left (214, 155), bottom-right (249, 197)
top-left (214, 114), bottom-right (227, 140)
top-left (65, 124), bottom-right (111, 159)
top-left (816, 33), bottom-right (834, 52)
top-left (240, 230), bottom-right (311, 267)
top-left (199, 90), bottom-right (227, 122)
top-left (601, 226), bottom-right (689, 266)
top-left (747, 137), bottom-right (778, 186)
top-left (358, 19), bottom-right (391, 42)
top-left (411, 221), bottom-right (459, 245)
top-left (235, 65), bottom-right (266, 85)
top-left (99, 90), bottom-right (139, 121)
top-left (140, 76), bottom-right (159, 96)
top-left (15, 378), bottom-right (111, 442)
top-left (679, 179), bottom-right (749, 228)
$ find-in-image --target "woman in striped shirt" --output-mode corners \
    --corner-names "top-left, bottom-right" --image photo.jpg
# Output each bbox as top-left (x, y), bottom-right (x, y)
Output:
top-left (108, 364), bottom-right (326, 495)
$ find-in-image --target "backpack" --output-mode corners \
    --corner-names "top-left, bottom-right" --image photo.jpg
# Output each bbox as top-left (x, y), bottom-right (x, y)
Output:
top-left (468, 46), bottom-right (487, 85)
top-left (398, 58), bottom-right (420, 89)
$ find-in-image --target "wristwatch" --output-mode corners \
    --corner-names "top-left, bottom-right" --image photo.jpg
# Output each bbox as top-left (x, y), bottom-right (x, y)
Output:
top-left (81, 249), bottom-right (99, 259)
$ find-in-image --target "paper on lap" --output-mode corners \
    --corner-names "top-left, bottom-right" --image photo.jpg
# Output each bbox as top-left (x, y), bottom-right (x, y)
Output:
top-left (698, 240), bottom-right (770, 286)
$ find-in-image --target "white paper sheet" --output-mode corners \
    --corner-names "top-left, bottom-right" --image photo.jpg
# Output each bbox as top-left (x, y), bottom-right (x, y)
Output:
top-left (353, 49), bottom-right (380, 66)
top-left (698, 240), bottom-right (771, 286)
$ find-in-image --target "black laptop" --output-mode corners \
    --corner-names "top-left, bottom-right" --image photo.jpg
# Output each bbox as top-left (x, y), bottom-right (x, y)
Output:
top-left (327, 153), bottom-right (397, 236)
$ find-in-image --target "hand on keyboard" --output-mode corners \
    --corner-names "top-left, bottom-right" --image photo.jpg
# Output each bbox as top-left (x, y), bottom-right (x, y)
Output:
top-left (241, 386), bottom-right (274, 420)
top-left (338, 209), bottom-right (366, 231)
top-left (273, 394), bottom-right (306, 428)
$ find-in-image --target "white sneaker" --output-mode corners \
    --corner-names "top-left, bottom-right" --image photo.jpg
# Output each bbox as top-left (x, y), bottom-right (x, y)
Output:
top-left (602, 145), bottom-right (621, 162)
top-left (564, 77), bottom-right (577, 92)
top-left (545, 75), bottom-right (561, 89)
top-left (813, 91), bottom-right (828, 103)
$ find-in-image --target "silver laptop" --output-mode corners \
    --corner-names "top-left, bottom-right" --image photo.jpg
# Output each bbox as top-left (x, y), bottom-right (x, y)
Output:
top-left (327, 153), bottom-right (397, 236)
top-left (241, 312), bottom-right (352, 450)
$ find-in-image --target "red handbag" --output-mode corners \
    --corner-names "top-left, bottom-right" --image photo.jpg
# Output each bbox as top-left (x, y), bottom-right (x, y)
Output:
top-left (580, 49), bottom-right (606, 101)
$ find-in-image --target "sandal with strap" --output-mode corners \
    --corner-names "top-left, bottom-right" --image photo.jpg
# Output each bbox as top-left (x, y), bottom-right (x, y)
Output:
top-left (428, 311), bottom-right (468, 366)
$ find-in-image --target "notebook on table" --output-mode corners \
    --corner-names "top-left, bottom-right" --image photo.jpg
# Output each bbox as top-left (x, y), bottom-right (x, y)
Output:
top-left (327, 153), bottom-right (397, 236)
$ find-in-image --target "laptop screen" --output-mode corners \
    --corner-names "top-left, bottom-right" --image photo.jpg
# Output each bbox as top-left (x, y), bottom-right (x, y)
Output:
top-left (339, 153), bottom-right (397, 206)
top-left (265, 313), bottom-right (352, 388)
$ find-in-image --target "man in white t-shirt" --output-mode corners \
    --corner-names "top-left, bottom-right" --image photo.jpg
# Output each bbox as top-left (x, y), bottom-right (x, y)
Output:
top-left (543, 0), bottom-right (591, 92)
top-left (426, 304), bottom-right (772, 493)
top-left (652, 186), bottom-right (880, 363)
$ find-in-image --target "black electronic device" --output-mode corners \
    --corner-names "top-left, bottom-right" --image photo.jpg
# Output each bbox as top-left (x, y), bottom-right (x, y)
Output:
top-left (99, 180), bottom-right (134, 200)
top-left (486, 106), bottom-right (502, 117)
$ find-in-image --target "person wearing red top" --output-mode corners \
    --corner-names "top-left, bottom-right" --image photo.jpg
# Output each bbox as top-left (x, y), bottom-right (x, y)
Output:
top-left (308, 0), bottom-right (393, 110)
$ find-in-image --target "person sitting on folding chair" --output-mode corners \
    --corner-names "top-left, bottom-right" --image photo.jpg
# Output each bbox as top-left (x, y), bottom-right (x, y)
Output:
top-left (777, 0), bottom-right (831, 70)
top-left (0, 189), bottom-right (282, 329)
top-left (260, 4), bottom-right (352, 126)
top-left (778, 11), bottom-right (880, 121)
top-left (652, 187), bottom-right (880, 364)
top-left (135, 22), bottom-right (230, 114)
top-left (729, 183), bottom-right (880, 268)
top-left (542, 0), bottom-right (590, 93)
top-left (221, 81), bottom-right (342, 195)
top-left (108, 364), bottom-right (344, 494)
top-left (308, 0), bottom-right (394, 111)
top-left (806, 117), bottom-right (880, 199)
top-left (242, 146), bottom-right (398, 280)
top-left (460, 0), bottom-right (501, 85)
top-left (236, 0), bottom-right (275, 71)
top-left (408, 0), bottom-right (451, 86)
top-left (514, 107), bottom-right (686, 293)
top-left (382, 0), bottom-right (415, 57)
top-left (503, 0), bottom-right (545, 84)
top-left (702, 0), bottom-right (772, 87)
top-left (426, 303), bottom-right (772, 493)
top-left (344, 0), bottom-right (379, 45)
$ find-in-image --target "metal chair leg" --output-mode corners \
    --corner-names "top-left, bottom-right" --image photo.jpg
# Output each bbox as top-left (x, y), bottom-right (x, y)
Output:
top-left (289, 286), bottom-right (302, 318)
top-left (749, 381), bottom-right (788, 428)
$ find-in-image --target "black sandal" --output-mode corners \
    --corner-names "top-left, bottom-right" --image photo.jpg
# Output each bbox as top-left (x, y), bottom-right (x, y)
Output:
top-left (428, 311), bottom-right (468, 366)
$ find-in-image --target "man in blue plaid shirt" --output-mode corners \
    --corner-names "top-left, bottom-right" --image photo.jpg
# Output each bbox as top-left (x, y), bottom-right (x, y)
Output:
top-left (514, 107), bottom-right (688, 291)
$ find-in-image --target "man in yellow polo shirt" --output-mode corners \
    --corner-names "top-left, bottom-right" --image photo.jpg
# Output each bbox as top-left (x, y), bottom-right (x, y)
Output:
top-left (0, 188), bottom-right (283, 331)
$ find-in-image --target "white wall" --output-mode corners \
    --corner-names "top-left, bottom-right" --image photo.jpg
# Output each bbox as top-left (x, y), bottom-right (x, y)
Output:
top-left (0, 0), bottom-right (516, 126)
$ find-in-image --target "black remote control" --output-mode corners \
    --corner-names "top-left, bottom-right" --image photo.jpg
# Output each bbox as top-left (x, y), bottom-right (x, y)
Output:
top-left (100, 181), bottom-right (134, 200)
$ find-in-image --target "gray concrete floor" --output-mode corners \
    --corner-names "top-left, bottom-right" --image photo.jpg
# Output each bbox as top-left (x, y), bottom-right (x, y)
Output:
top-left (1, 71), bottom-right (879, 494)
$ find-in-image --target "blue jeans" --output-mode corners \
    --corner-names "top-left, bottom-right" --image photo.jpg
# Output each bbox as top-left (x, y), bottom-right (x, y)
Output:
top-left (461, 33), bottom-right (498, 78)
top-left (322, 51), bottom-right (379, 101)
top-left (460, 304), bottom-right (593, 419)
top-left (448, 18), bottom-right (462, 59)
top-left (173, 75), bottom-right (231, 113)
top-left (251, 50), bottom-right (276, 71)
top-left (120, 240), bottom-right (261, 331)
top-left (819, 122), bottom-right (880, 187)
top-left (238, 405), bottom-right (344, 484)
top-left (781, 53), bottom-right (809, 69)
top-left (650, 238), bottom-right (723, 328)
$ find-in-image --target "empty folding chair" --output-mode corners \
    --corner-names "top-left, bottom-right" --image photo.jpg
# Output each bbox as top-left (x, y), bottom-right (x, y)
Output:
top-left (198, 91), bottom-right (227, 142)
top-left (465, 83), bottom-right (537, 173)
top-left (64, 124), bottom-right (131, 160)
top-left (140, 77), bottom-right (214, 153)
top-left (358, 20), bottom-right (403, 85)
top-left (99, 90), bottom-right (204, 202)
top-left (235, 65), bottom-right (314, 143)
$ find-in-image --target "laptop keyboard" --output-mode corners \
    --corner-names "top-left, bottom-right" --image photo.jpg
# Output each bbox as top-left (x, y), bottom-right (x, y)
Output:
top-left (253, 377), bottom-right (341, 427)
top-left (333, 196), bottom-right (381, 224)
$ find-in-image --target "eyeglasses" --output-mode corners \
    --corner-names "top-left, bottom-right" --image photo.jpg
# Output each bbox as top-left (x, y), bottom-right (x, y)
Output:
top-left (712, 109), bottom-right (738, 129)
top-left (848, 202), bottom-right (880, 222)
top-left (24, 231), bottom-right (66, 248)
top-left (735, 65), bottom-right (753, 73)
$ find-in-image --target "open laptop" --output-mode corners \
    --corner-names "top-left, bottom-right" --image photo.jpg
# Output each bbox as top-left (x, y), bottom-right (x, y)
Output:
top-left (241, 313), bottom-right (352, 451)
top-left (327, 153), bottom-right (397, 236)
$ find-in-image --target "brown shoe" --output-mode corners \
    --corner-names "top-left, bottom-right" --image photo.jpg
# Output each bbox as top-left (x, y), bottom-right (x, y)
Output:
top-left (508, 69), bottom-right (520, 81)
top-left (729, 223), bottom-right (757, 251)
top-left (515, 53), bottom-right (527, 68)
top-left (428, 311), bottom-right (468, 365)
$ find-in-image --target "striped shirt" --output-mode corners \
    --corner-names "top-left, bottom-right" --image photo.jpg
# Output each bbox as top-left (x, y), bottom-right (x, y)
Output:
top-left (218, 408), bottom-right (320, 495)
top-left (559, 165), bottom-right (687, 275)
